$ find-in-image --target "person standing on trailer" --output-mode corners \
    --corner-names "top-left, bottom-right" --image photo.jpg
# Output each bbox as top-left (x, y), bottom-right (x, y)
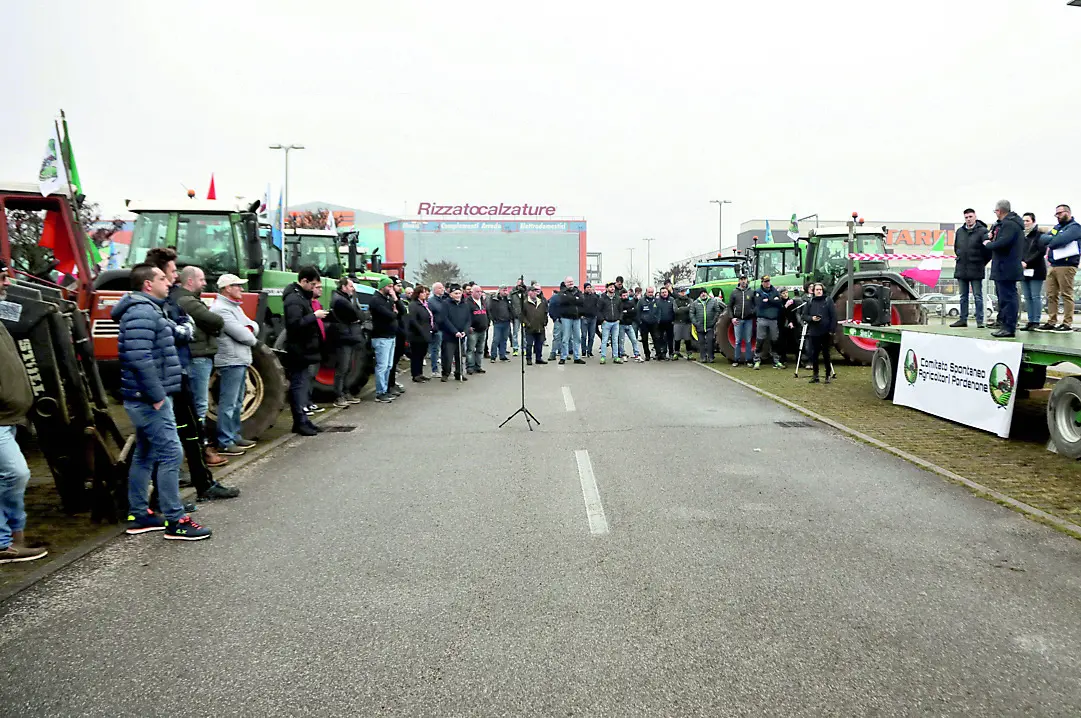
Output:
top-left (1040, 204), bottom-right (1081, 333)
top-left (1019, 212), bottom-right (1047, 332)
top-left (950, 208), bottom-right (991, 328)
top-left (985, 199), bottom-right (1024, 338)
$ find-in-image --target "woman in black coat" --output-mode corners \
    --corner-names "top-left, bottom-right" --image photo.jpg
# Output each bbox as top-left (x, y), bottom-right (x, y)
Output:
top-left (407, 285), bottom-right (434, 381)
top-left (800, 283), bottom-right (837, 383)
top-left (1020, 212), bottom-right (1048, 331)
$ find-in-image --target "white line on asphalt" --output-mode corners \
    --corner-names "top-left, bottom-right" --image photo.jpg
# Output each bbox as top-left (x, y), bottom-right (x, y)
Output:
top-left (562, 386), bottom-right (576, 412)
top-left (574, 450), bottom-right (609, 535)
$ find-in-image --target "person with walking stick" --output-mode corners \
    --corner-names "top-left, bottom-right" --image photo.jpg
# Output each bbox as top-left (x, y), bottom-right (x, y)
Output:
top-left (438, 285), bottom-right (471, 382)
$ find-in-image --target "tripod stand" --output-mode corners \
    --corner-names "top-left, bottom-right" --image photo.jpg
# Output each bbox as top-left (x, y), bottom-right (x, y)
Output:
top-left (500, 305), bottom-right (541, 431)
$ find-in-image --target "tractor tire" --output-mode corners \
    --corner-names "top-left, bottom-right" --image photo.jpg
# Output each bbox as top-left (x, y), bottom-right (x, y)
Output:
top-left (1047, 376), bottom-right (1081, 459)
top-left (715, 312), bottom-right (736, 362)
top-left (207, 343), bottom-right (287, 440)
top-left (351, 340), bottom-right (374, 393)
top-left (832, 282), bottom-right (921, 366)
top-left (871, 345), bottom-right (899, 400)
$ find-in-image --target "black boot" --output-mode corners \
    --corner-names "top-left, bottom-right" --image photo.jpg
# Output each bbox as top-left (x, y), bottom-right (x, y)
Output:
top-left (809, 375), bottom-right (820, 384)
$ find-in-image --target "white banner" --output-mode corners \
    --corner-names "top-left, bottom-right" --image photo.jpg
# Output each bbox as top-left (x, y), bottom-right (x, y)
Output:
top-left (893, 331), bottom-right (1022, 438)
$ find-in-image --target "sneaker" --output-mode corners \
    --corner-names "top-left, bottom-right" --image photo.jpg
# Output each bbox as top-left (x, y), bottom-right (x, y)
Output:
top-left (1037, 322), bottom-right (1056, 332)
top-left (164, 516), bottom-right (212, 541)
top-left (375, 394), bottom-right (395, 403)
top-left (1020, 322), bottom-right (1038, 332)
top-left (513, 350), bottom-right (519, 356)
top-left (526, 359), bottom-right (533, 366)
top-left (491, 357), bottom-right (497, 364)
top-left (0, 545), bottom-right (48, 564)
top-left (474, 368), bottom-right (486, 374)
top-left (599, 357), bottom-right (606, 365)
top-left (219, 444), bottom-right (247, 456)
top-left (307, 404), bottom-right (326, 414)
top-left (500, 356), bottom-right (510, 362)
top-left (990, 329), bottom-right (1015, 338)
top-left (333, 397), bottom-right (348, 408)
top-left (234, 438), bottom-right (256, 449)
top-left (548, 355), bottom-right (557, 361)
top-left (635, 355), bottom-right (644, 363)
top-left (774, 362), bottom-right (785, 369)
top-left (391, 385), bottom-right (405, 395)
top-left (731, 361), bottom-right (740, 367)
top-left (199, 481), bottom-right (240, 501)
top-left (949, 320), bottom-right (968, 328)
top-left (574, 359), bottom-right (586, 365)
top-left (753, 360), bottom-right (761, 370)
top-left (1055, 324), bottom-right (1073, 333)
top-left (559, 359), bottom-right (566, 365)
top-left (126, 510), bottom-right (166, 535)
top-left (303, 407), bottom-right (315, 417)
top-left (614, 357), bottom-right (623, 364)
top-left (346, 395), bottom-right (362, 404)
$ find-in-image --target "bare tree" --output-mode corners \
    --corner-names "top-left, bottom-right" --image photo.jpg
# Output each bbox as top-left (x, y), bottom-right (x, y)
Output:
top-left (654, 259), bottom-right (694, 286)
top-left (417, 259), bottom-right (462, 286)
top-left (5, 201), bottom-right (111, 276)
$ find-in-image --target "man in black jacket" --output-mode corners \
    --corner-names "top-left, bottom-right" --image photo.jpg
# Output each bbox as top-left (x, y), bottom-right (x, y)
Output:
top-left (671, 286), bottom-right (692, 359)
top-left (329, 276), bottom-right (365, 405)
top-left (283, 266), bottom-right (327, 432)
top-left (653, 287), bottom-right (675, 361)
top-left (985, 199), bottom-right (1024, 338)
top-left (728, 276), bottom-right (756, 366)
top-left (465, 286), bottom-right (489, 374)
top-left (488, 285), bottom-right (514, 362)
top-left (598, 283), bottom-right (623, 364)
top-left (636, 287), bottom-right (659, 360)
top-left (438, 285), bottom-right (471, 381)
top-left (618, 289), bottom-right (641, 361)
top-left (558, 277), bottom-right (585, 364)
top-left (951, 208), bottom-right (990, 328)
top-left (579, 283), bottom-right (602, 357)
top-left (368, 279), bottom-right (400, 403)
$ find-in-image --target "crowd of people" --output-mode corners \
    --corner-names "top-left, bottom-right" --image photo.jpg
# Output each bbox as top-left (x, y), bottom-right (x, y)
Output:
top-left (951, 201), bottom-right (1080, 337)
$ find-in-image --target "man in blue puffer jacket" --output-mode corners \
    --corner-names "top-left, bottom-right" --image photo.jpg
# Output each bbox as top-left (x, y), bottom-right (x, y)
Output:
top-left (112, 264), bottom-right (211, 541)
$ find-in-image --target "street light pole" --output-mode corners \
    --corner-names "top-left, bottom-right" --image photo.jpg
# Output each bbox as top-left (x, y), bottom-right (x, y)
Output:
top-left (642, 237), bottom-right (656, 286)
top-left (710, 199), bottom-right (732, 252)
top-left (269, 143), bottom-right (305, 230)
top-left (626, 247), bottom-right (635, 283)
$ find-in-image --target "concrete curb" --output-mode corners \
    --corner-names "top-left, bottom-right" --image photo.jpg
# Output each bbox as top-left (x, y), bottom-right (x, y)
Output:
top-left (695, 361), bottom-right (1081, 540)
top-left (0, 396), bottom-right (365, 606)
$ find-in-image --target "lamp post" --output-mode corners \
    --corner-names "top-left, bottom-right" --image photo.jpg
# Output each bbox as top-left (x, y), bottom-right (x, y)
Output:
top-left (797, 213), bottom-right (820, 229)
top-left (642, 237), bottom-right (656, 286)
top-left (626, 247), bottom-right (635, 283)
top-left (710, 200), bottom-right (732, 252)
top-left (269, 143), bottom-right (305, 229)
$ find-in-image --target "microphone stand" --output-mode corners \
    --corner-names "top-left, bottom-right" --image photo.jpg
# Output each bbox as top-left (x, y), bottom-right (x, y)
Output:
top-left (500, 291), bottom-right (540, 431)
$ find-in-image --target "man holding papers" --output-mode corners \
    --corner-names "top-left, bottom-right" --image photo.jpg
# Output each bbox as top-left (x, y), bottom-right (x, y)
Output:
top-left (1040, 204), bottom-right (1081, 333)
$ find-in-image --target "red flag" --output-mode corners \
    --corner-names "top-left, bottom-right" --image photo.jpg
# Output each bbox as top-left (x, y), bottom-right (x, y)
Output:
top-left (38, 210), bottom-right (76, 275)
top-left (207, 173), bottom-right (217, 200)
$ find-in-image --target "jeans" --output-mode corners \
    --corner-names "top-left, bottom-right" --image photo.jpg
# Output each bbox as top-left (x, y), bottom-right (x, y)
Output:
top-left (442, 335), bottom-right (464, 378)
top-left (619, 324), bottom-right (639, 358)
top-left (600, 321), bottom-right (619, 359)
top-left (189, 357), bottom-right (213, 420)
top-left (580, 317), bottom-right (598, 355)
top-left (216, 365), bottom-right (247, 448)
top-left (372, 337), bottom-right (395, 395)
top-left (733, 318), bottom-right (754, 363)
top-left (957, 278), bottom-right (984, 323)
top-left (124, 398), bottom-right (185, 522)
top-left (1022, 278), bottom-right (1044, 326)
top-left (285, 361), bottom-right (314, 427)
top-left (994, 280), bottom-right (1019, 333)
top-left (467, 330), bottom-right (486, 370)
top-left (524, 331), bottom-right (544, 362)
top-left (491, 322), bottom-right (511, 359)
top-left (560, 317), bottom-right (582, 360)
top-left (429, 331), bottom-right (442, 371)
top-left (510, 319), bottom-right (521, 350)
top-left (550, 320), bottom-right (562, 359)
top-left (755, 318), bottom-right (781, 364)
top-left (0, 425), bottom-right (30, 548)
top-left (1046, 266), bottom-right (1077, 326)
top-left (697, 327), bottom-right (715, 362)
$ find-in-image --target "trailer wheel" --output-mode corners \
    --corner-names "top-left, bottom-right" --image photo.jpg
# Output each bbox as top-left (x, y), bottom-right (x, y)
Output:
top-left (833, 282), bottom-right (921, 365)
top-left (207, 343), bottom-right (287, 439)
top-left (871, 345), bottom-right (899, 400)
top-left (1048, 376), bottom-right (1081, 459)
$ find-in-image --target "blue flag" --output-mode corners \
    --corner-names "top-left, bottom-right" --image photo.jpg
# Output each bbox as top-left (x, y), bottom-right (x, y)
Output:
top-left (273, 188), bottom-right (283, 249)
top-left (764, 220), bottom-right (773, 243)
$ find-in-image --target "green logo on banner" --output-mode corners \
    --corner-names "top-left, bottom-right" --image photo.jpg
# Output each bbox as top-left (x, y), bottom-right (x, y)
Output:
top-left (988, 363), bottom-right (1015, 408)
top-left (903, 349), bottom-right (918, 385)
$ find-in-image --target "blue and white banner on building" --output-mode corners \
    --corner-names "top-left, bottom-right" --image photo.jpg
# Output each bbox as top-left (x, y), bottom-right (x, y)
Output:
top-left (892, 331), bottom-right (1022, 438)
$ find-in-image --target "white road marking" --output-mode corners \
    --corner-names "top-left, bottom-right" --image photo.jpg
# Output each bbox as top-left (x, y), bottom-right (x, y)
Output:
top-left (562, 386), bottom-right (576, 412)
top-left (574, 450), bottom-right (609, 535)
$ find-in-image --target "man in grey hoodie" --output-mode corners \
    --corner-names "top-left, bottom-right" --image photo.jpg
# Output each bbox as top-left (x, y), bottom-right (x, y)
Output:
top-left (211, 274), bottom-right (259, 454)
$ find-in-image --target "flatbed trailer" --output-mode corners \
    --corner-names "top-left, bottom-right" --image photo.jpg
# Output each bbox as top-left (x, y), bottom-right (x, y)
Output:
top-left (844, 322), bottom-right (1081, 457)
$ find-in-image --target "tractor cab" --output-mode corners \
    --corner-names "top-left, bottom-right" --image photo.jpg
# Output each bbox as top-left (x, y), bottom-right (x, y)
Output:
top-left (746, 241), bottom-right (803, 293)
top-left (110, 199), bottom-right (264, 290)
top-left (803, 225), bottom-right (889, 288)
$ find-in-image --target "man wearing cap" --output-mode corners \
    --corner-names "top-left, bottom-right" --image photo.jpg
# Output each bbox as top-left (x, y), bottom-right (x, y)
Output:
top-left (211, 274), bottom-right (259, 456)
top-left (488, 285), bottom-right (514, 362)
top-left (598, 283), bottom-right (622, 364)
top-left (521, 284), bottom-right (549, 366)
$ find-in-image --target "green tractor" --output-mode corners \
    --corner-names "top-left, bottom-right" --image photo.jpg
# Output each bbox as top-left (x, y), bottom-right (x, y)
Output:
top-left (712, 224), bottom-right (923, 365)
top-left (688, 255), bottom-right (749, 302)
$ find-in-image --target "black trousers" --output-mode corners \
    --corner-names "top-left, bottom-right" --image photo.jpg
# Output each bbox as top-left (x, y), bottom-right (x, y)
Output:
top-left (410, 340), bottom-right (429, 378)
top-left (285, 360), bottom-right (316, 427)
top-left (175, 375), bottom-right (214, 495)
top-left (655, 322), bottom-right (673, 359)
top-left (809, 334), bottom-right (833, 377)
top-left (441, 336), bottom-right (464, 378)
top-left (640, 324), bottom-right (654, 359)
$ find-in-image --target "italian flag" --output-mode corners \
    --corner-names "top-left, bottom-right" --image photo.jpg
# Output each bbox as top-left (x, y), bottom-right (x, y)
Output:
top-left (901, 231), bottom-right (947, 287)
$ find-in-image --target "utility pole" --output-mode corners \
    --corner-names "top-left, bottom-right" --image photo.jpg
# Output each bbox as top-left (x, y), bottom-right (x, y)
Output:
top-left (710, 199), bottom-right (732, 252)
top-left (269, 143), bottom-right (305, 230)
top-left (626, 247), bottom-right (635, 282)
top-left (642, 237), bottom-right (656, 286)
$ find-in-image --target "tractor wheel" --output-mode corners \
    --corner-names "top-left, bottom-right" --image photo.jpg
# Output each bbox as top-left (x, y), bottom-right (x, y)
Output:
top-left (350, 339), bottom-right (374, 393)
top-left (1047, 376), bottom-right (1081, 459)
top-left (871, 345), bottom-right (899, 400)
top-left (715, 312), bottom-right (736, 362)
top-left (207, 343), bottom-right (287, 440)
top-left (832, 282), bottom-right (921, 365)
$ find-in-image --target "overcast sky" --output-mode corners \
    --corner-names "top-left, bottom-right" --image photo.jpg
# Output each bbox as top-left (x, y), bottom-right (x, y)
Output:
top-left (3, 0), bottom-right (1079, 281)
